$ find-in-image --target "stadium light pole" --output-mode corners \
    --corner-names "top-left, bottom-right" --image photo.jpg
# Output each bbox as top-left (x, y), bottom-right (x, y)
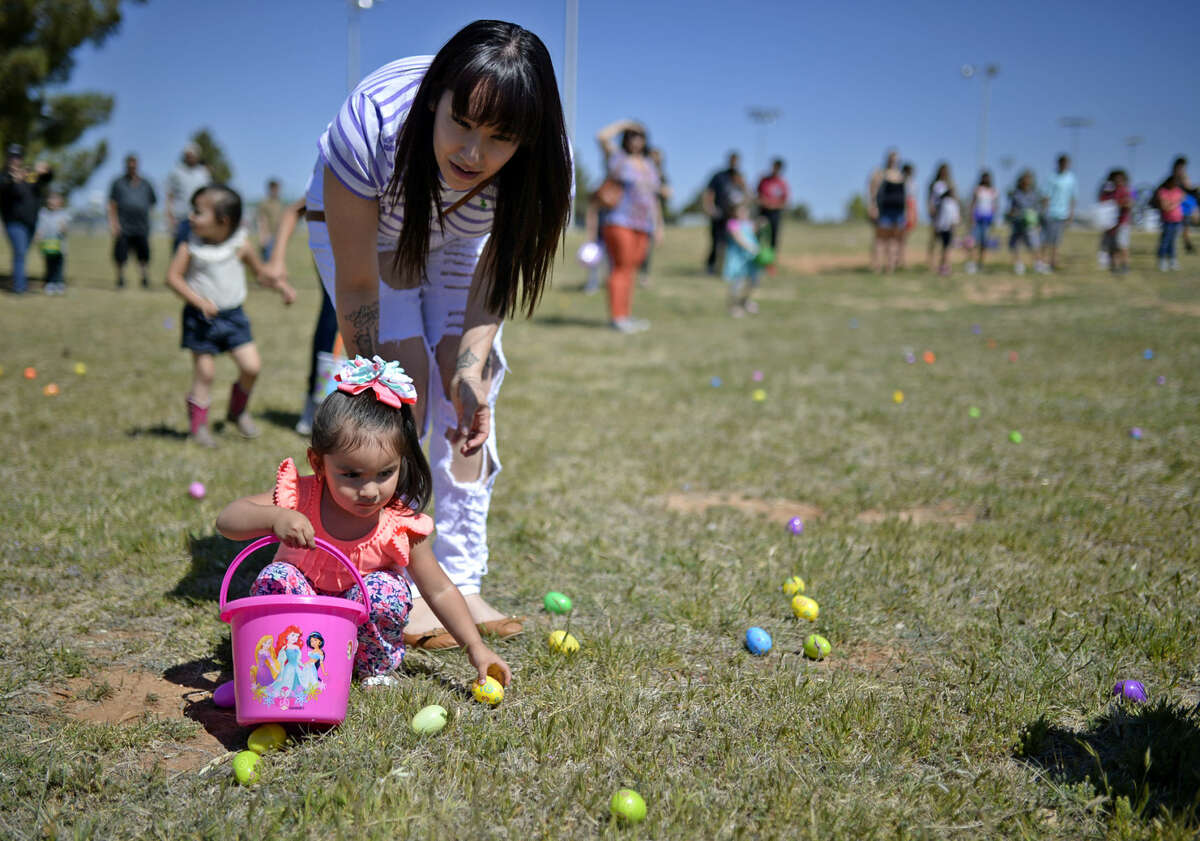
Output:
top-left (1125, 135), bottom-right (1144, 179)
top-left (347, 0), bottom-right (377, 94)
top-left (961, 63), bottom-right (998, 175)
top-left (1059, 116), bottom-right (1092, 164)
top-left (747, 107), bottom-right (781, 175)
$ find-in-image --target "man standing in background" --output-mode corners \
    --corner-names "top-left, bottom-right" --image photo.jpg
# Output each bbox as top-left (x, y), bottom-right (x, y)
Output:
top-left (165, 143), bottom-right (210, 252)
top-left (107, 153), bottom-right (156, 289)
top-left (756, 157), bottom-right (789, 254)
top-left (703, 151), bottom-right (744, 274)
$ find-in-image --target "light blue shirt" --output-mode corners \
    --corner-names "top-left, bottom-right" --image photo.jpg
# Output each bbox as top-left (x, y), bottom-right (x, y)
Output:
top-left (1045, 171), bottom-right (1077, 220)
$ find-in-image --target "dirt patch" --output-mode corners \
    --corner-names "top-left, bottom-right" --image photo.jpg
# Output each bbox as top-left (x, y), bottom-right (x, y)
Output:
top-left (856, 502), bottom-right (976, 529)
top-left (963, 278), bottom-right (1068, 304)
top-left (777, 253), bottom-right (872, 274)
top-left (54, 666), bottom-right (242, 771)
top-left (1141, 299), bottom-right (1200, 318)
top-left (663, 492), bottom-right (823, 526)
top-left (826, 641), bottom-right (908, 675)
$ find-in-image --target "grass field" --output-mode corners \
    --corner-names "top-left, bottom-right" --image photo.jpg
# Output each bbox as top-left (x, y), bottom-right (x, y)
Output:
top-left (1, 222), bottom-right (1199, 840)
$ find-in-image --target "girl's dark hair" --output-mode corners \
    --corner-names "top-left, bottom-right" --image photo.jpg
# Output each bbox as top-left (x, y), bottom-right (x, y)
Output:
top-left (384, 20), bottom-right (572, 318)
top-left (978, 170), bottom-right (992, 187)
top-left (929, 162), bottom-right (950, 193)
top-left (620, 127), bottom-right (646, 155)
top-left (191, 184), bottom-right (243, 231)
top-left (310, 390), bottom-right (432, 513)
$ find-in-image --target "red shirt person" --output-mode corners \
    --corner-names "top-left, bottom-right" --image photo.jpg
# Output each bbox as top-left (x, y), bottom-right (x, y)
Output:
top-left (756, 158), bottom-right (789, 249)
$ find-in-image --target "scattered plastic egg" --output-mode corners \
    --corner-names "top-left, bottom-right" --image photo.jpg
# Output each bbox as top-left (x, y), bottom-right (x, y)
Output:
top-left (968, 406), bottom-right (981, 419)
top-left (543, 591), bottom-right (573, 614)
top-left (188, 481), bottom-right (206, 500)
top-left (787, 516), bottom-right (803, 535)
top-left (610, 789), bottom-right (647, 823)
top-left (892, 390), bottom-right (904, 404)
top-left (1113, 679), bottom-right (1147, 703)
top-left (247, 723), bottom-right (287, 754)
top-left (710, 376), bottom-right (722, 388)
top-left (472, 676), bottom-right (504, 705)
top-left (744, 626), bottom-right (772, 655)
top-left (43, 383), bottom-right (59, 396)
top-left (752, 389), bottom-right (766, 402)
top-left (411, 704), bottom-right (449, 735)
top-left (803, 634), bottom-right (832, 660)
top-left (1130, 427), bottom-right (1143, 440)
top-left (1009, 430), bottom-right (1023, 444)
top-left (752, 370), bottom-right (764, 382)
top-left (548, 630), bottom-right (580, 654)
top-left (1156, 375), bottom-right (1166, 385)
top-left (212, 680), bottom-right (236, 708)
top-left (922, 350), bottom-right (935, 364)
top-left (971, 324), bottom-right (982, 335)
top-left (576, 241), bottom-right (602, 268)
top-left (232, 750), bottom-right (260, 785)
top-left (781, 575), bottom-right (805, 596)
top-left (904, 352), bottom-right (916, 364)
top-left (1143, 349), bottom-right (1154, 360)
top-left (791, 595), bottom-right (819, 621)
top-left (23, 366), bottom-right (36, 379)
top-left (73, 362), bottom-right (87, 375)
top-left (1008, 351), bottom-right (1019, 363)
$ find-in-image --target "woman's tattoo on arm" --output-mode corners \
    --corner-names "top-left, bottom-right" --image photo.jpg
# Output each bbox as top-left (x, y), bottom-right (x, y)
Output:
top-left (347, 301), bottom-right (379, 356)
top-left (456, 349), bottom-right (480, 371)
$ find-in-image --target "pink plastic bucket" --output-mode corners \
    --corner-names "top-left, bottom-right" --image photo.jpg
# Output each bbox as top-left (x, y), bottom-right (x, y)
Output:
top-left (219, 536), bottom-right (369, 727)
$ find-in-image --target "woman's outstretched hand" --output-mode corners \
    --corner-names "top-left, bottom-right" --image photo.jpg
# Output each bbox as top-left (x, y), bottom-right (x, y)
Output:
top-left (448, 369), bottom-right (490, 455)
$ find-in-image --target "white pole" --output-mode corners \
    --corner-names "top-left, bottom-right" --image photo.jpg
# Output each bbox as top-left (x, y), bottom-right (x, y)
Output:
top-left (563, 0), bottom-right (579, 148)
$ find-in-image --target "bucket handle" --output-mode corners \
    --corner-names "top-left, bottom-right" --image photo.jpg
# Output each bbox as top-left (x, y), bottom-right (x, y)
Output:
top-left (218, 535), bottom-right (371, 616)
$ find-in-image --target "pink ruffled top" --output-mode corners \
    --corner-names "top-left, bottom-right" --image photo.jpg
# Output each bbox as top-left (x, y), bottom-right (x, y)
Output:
top-left (270, 458), bottom-right (433, 592)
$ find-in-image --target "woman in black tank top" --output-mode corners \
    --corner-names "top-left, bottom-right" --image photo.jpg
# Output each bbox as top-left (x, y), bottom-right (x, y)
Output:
top-left (868, 150), bottom-right (907, 273)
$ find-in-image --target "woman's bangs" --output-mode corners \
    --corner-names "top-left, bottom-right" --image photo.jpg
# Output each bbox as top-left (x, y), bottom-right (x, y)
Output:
top-left (450, 64), bottom-right (541, 144)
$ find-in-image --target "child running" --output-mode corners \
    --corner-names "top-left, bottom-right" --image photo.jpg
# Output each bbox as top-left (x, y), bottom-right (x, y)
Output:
top-left (1156, 175), bottom-right (1185, 271)
top-left (216, 355), bottom-right (513, 689)
top-left (723, 199), bottom-right (762, 316)
top-left (966, 171), bottom-right (997, 274)
top-left (166, 184), bottom-right (296, 447)
top-left (1006, 171), bottom-right (1045, 275)
top-left (933, 186), bottom-right (960, 276)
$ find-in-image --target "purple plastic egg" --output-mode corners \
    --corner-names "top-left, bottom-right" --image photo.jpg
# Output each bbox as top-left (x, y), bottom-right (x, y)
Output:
top-left (1156, 376), bottom-right (1166, 385)
top-left (213, 680), bottom-right (236, 708)
top-left (752, 370), bottom-right (764, 382)
top-left (1130, 427), bottom-right (1143, 440)
top-left (188, 481), bottom-right (206, 499)
top-left (1113, 679), bottom-right (1147, 703)
top-left (787, 516), bottom-right (804, 535)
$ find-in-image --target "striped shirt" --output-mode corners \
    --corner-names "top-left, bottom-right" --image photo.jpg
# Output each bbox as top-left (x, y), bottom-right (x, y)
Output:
top-left (305, 56), bottom-right (497, 252)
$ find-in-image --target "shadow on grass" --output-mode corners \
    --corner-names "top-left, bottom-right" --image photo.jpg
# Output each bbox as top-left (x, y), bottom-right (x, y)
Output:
top-left (126, 423), bottom-right (188, 440)
top-left (171, 532), bottom-right (260, 603)
top-left (260, 408), bottom-right (301, 433)
top-left (162, 654), bottom-right (246, 751)
top-left (1018, 699), bottom-right (1200, 824)
top-left (530, 314), bottom-right (611, 329)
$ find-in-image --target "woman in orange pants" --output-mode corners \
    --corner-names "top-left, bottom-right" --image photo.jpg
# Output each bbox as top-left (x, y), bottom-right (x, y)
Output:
top-left (597, 119), bottom-right (662, 332)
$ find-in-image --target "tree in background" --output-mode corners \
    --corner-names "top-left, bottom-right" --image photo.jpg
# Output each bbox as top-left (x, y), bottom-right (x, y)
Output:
top-left (190, 128), bottom-right (232, 183)
top-left (0, 0), bottom-right (147, 197)
top-left (844, 193), bottom-right (869, 223)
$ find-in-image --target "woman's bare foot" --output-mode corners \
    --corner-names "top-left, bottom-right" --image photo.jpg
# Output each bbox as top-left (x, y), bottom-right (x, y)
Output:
top-left (463, 593), bottom-right (509, 624)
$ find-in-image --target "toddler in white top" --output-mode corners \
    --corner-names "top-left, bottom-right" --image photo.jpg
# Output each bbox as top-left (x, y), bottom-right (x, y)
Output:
top-left (166, 184), bottom-right (296, 447)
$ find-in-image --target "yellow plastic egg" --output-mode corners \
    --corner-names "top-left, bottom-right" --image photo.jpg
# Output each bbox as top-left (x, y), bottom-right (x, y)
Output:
top-left (247, 723), bottom-right (287, 754)
top-left (791, 594), bottom-right (819, 622)
top-left (781, 575), bottom-right (805, 596)
top-left (472, 676), bottom-right (504, 706)
top-left (548, 630), bottom-right (580, 654)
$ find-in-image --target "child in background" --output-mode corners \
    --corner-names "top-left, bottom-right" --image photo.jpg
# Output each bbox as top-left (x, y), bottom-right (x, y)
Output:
top-left (1099, 169), bottom-right (1133, 274)
top-left (933, 186), bottom-right (960, 276)
top-left (1006, 171), bottom-right (1045, 276)
top-left (967, 171), bottom-right (997, 274)
top-left (1155, 175), bottom-right (1185, 271)
top-left (34, 191), bottom-right (69, 295)
top-left (723, 199), bottom-right (762, 316)
top-left (166, 184), bottom-right (296, 447)
top-left (216, 356), bottom-right (513, 690)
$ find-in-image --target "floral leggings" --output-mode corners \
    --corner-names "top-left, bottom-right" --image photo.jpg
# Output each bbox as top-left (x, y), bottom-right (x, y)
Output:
top-left (250, 562), bottom-right (411, 677)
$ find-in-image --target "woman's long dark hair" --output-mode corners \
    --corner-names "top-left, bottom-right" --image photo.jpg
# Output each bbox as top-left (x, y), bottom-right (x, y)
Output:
top-left (384, 20), bottom-right (572, 319)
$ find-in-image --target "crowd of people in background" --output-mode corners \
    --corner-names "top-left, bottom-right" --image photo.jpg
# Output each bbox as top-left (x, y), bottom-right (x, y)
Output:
top-left (866, 149), bottom-right (1198, 277)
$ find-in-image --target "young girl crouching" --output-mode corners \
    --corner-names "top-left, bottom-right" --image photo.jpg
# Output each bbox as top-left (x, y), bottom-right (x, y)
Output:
top-left (216, 355), bottom-right (512, 689)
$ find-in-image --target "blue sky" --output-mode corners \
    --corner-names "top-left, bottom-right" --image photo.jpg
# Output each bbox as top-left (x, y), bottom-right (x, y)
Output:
top-left (65, 0), bottom-right (1199, 221)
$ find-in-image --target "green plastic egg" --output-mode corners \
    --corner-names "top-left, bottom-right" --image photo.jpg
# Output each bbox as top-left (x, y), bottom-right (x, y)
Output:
top-left (804, 634), bottom-right (832, 660)
top-left (411, 704), bottom-right (449, 735)
top-left (543, 591), bottom-right (573, 614)
top-left (232, 750), bottom-right (260, 785)
top-left (610, 788), bottom-right (647, 823)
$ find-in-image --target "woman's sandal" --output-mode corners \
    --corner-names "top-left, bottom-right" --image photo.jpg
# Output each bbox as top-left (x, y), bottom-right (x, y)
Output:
top-left (402, 616), bottom-right (527, 650)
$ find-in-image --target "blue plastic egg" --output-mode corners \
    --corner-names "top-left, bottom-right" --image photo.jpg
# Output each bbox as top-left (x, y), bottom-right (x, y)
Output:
top-left (744, 626), bottom-right (772, 655)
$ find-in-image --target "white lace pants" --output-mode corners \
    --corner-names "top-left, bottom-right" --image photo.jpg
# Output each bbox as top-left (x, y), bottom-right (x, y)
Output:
top-left (308, 222), bottom-right (503, 596)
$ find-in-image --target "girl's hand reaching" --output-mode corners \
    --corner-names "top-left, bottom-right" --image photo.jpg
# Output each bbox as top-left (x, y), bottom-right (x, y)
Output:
top-left (466, 642), bottom-right (512, 687)
top-left (273, 509), bottom-right (315, 549)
